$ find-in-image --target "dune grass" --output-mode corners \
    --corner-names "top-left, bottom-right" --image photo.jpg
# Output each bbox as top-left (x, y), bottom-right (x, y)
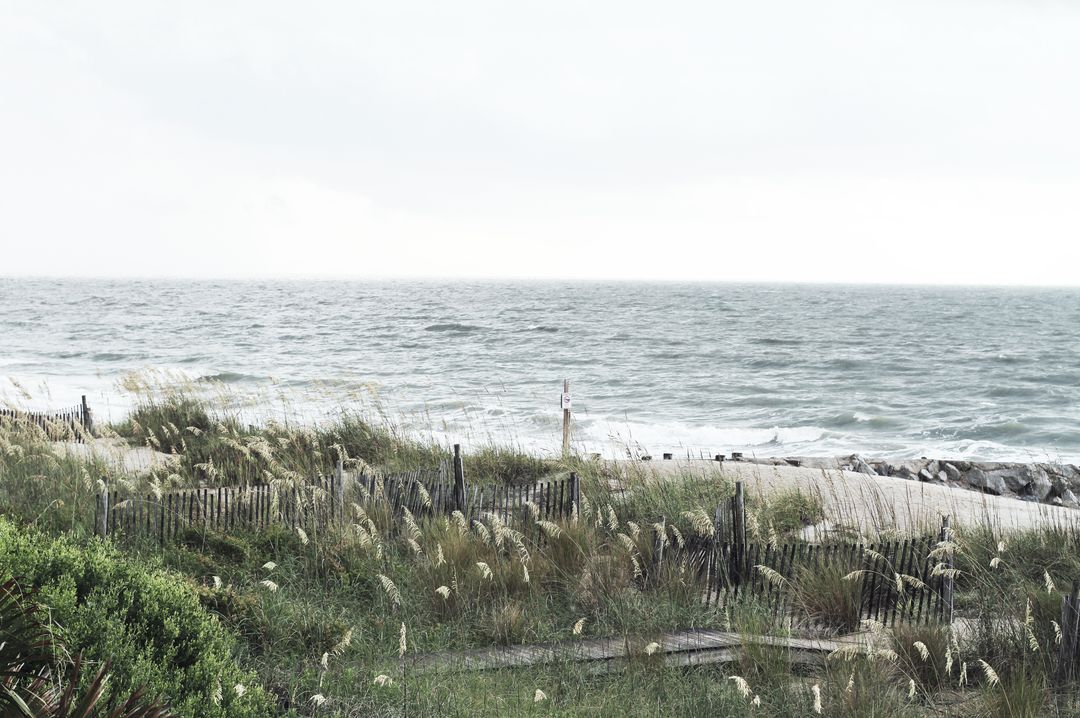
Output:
top-left (3, 392), bottom-right (1080, 715)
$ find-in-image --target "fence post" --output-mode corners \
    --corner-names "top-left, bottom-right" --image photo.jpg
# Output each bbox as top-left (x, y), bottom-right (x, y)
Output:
top-left (939, 515), bottom-right (955, 624)
top-left (80, 395), bottom-right (92, 434)
top-left (453, 444), bottom-right (466, 512)
top-left (653, 515), bottom-right (666, 582)
top-left (561, 379), bottom-right (571, 459)
top-left (1058, 580), bottom-right (1080, 683)
top-left (731, 482), bottom-right (746, 584)
top-left (568, 472), bottom-right (580, 518)
top-left (335, 459), bottom-right (345, 523)
top-left (98, 480), bottom-right (109, 538)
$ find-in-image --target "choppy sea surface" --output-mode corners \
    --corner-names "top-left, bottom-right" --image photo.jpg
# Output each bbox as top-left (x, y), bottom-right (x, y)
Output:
top-left (2, 278), bottom-right (1080, 462)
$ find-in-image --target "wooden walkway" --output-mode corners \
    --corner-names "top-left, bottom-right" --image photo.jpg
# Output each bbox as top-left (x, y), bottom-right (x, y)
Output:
top-left (411, 628), bottom-right (872, 675)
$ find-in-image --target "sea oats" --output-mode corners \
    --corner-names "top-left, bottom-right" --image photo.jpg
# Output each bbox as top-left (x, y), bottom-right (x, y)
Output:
top-left (913, 641), bottom-right (929, 662)
top-left (234, 684), bottom-right (246, 697)
top-left (399, 622), bottom-right (407, 658)
top-left (644, 642), bottom-right (660, 655)
top-left (373, 674), bottom-right (393, 687)
top-left (533, 689), bottom-right (547, 703)
top-left (436, 585), bottom-right (451, 599)
top-left (573, 617), bottom-right (586, 635)
top-left (476, 562), bottom-right (493, 580)
top-left (311, 694), bottom-right (326, 707)
top-left (296, 527), bottom-right (309, 545)
top-left (263, 561), bottom-right (277, 571)
top-left (728, 676), bottom-right (751, 698)
top-left (978, 660), bottom-right (999, 687)
top-left (378, 574), bottom-right (402, 606)
top-left (811, 683), bottom-right (822, 714)
top-left (259, 579), bottom-right (279, 592)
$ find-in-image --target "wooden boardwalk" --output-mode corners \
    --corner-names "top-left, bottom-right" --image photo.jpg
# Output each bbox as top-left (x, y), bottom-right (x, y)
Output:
top-left (410, 628), bottom-right (872, 675)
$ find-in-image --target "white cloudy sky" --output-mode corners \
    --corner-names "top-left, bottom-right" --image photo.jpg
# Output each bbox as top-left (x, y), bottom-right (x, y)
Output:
top-left (1, 1), bottom-right (1079, 283)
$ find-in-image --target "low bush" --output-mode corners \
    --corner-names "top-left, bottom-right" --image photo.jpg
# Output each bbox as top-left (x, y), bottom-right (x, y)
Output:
top-left (0, 519), bottom-right (274, 718)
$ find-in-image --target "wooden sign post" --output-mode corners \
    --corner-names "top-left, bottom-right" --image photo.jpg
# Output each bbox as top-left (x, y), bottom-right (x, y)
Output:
top-left (560, 380), bottom-right (571, 459)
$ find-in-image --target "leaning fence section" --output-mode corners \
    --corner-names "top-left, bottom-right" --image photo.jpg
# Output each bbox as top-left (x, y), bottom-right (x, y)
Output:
top-left (95, 466), bottom-right (582, 544)
top-left (0, 396), bottom-right (93, 441)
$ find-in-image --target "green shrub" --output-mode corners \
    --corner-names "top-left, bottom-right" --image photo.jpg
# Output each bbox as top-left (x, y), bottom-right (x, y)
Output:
top-left (0, 519), bottom-right (275, 718)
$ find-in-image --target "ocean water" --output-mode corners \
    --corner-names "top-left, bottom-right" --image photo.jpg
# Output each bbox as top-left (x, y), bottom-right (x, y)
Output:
top-left (2, 278), bottom-right (1080, 462)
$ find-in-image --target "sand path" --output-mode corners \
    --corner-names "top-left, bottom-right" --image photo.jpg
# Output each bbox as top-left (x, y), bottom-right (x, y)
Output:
top-left (609, 459), bottom-right (1079, 535)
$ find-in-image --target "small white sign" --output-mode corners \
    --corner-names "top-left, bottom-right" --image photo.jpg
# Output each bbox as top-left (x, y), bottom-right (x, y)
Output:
top-left (560, 392), bottom-right (572, 410)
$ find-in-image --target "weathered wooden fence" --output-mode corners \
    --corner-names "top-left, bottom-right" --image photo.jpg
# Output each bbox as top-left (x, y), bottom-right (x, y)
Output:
top-left (94, 456), bottom-right (582, 544)
top-left (0, 396), bottom-right (93, 441)
top-left (648, 513), bottom-right (956, 628)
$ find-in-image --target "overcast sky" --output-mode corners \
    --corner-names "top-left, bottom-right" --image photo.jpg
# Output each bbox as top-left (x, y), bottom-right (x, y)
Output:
top-left (2, 1), bottom-right (1079, 283)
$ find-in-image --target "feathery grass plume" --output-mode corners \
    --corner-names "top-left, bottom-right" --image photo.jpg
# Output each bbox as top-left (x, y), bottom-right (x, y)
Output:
top-left (399, 622), bottom-right (407, 658)
top-left (263, 561), bottom-right (277, 571)
top-left (626, 521), bottom-right (641, 539)
top-left (524, 500), bottom-right (539, 521)
top-left (990, 556), bottom-right (1003, 569)
top-left (451, 510), bottom-right (469, 533)
top-left (606, 505), bottom-right (619, 532)
top-left (436, 585), bottom-right (451, 599)
top-left (752, 696), bottom-right (761, 707)
top-left (811, 683), bottom-right (822, 713)
top-left (407, 538), bottom-right (423, 557)
top-left (669, 524), bottom-right (685, 550)
top-left (296, 526), bottom-right (309, 545)
top-left (578, 493), bottom-right (591, 522)
top-left (630, 553), bottom-right (643, 579)
top-left (908, 679), bottom-right (916, 699)
top-left (212, 681), bottom-right (223, 705)
top-left (617, 533), bottom-right (637, 554)
top-left (311, 694), bottom-right (327, 707)
top-left (332, 628), bottom-right (353, 655)
top-left (435, 543), bottom-right (446, 567)
top-left (378, 574), bottom-right (402, 607)
top-left (729, 676), bottom-right (752, 698)
top-left (521, 563), bottom-right (530, 584)
top-left (682, 508), bottom-right (715, 537)
top-left (416, 482), bottom-right (432, 509)
top-left (978, 659), bottom-right (999, 687)
top-left (212, 575), bottom-right (222, 589)
top-left (320, 652), bottom-right (329, 669)
top-left (755, 564), bottom-right (788, 588)
top-left (260, 579), bottom-right (279, 592)
top-left (1044, 570), bottom-right (1056, 594)
top-left (1053, 620), bottom-right (1063, 644)
top-left (533, 689), bottom-right (547, 703)
top-left (234, 684), bottom-right (246, 697)
top-left (644, 642), bottom-right (661, 655)
top-left (402, 507), bottom-right (422, 542)
top-left (959, 662), bottom-right (968, 687)
top-left (474, 521), bottom-right (493, 546)
top-left (913, 641), bottom-right (930, 661)
top-left (373, 675), bottom-right (393, 687)
top-left (572, 617), bottom-right (586, 635)
top-left (476, 562), bottom-right (493, 580)
top-left (845, 669), bottom-right (855, 694)
top-left (537, 520), bottom-right (562, 538)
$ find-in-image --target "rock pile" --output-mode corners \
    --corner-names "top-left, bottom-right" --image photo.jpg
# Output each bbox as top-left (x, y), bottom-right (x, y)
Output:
top-left (745, 455), bottom-right (1080, 509)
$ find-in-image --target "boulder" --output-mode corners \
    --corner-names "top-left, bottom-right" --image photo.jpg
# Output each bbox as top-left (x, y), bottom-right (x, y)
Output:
top-left (943, 463), bottom-right (962, 482)
top-left (937, 471), bottom-right (948, 484)
top-left (851, 455), bottom-right (877, 476)
top-left (918, 468), bottom-right (934, 482)
top-left (1028, 468), bottom-right (1053, 502)
top-left (1062, 489), bottom-right (1080, 509)
top-left (967, 468), bottom-right (1008, 496)
top-left (1001, 467), bottom-right (1034, 494)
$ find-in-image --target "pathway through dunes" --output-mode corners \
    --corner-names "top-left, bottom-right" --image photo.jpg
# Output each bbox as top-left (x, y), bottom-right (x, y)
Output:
top-left (607, 459), bottom-right (1080, 535)
top-left (410, 627), bottom-right (876, 675)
